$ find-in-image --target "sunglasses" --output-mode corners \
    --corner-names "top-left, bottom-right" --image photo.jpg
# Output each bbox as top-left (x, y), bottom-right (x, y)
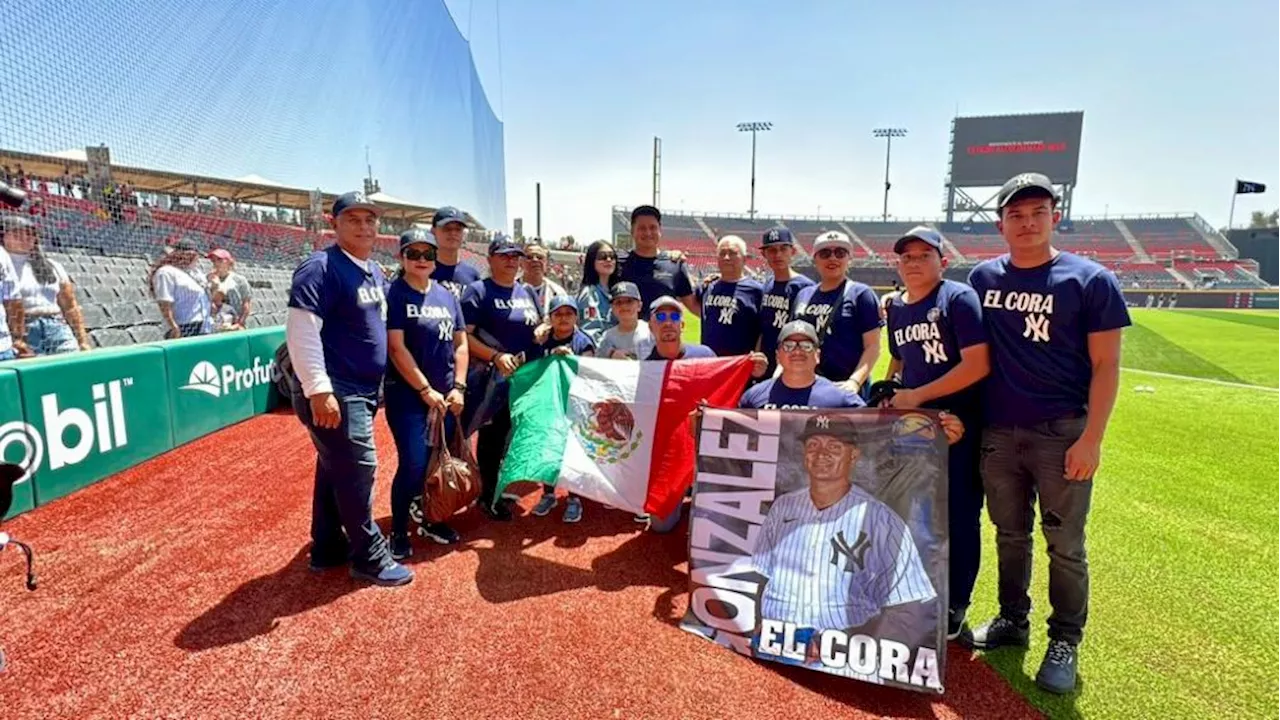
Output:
top-left (779, 340), bottom-right (817, 353)
top-left (403, 247), bottom-right (437, 262)
top-left (653, 310), bottom-right (682, 323)
top-left (815, 248), bottom-right (850, 260)
top-left (597, 252), bottom-right (617, 261)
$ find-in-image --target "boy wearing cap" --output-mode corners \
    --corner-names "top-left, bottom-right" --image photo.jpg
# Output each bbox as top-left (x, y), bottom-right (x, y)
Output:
top-left (597, 282), bottom-right (653, 359)
top-left (791, 231), bottom-right (883, 397)
top-left (758, 228), bottom-right (814, 374)
top-left (617, 205), bottom-right (700, 320)
top-left (884, 225), bottom-right (990, 643)
top-left (530, 296), bottom-right (595, 523)
top-left (287, 191), bottom-right (413, 586)
top-left (966, 173), bottom-right (1130, 694)
top-left (430, 206), bottom-right (482, 298)
top-left (740, 320), bottom-right (864, 410)
top-left (696, 235), bottom-right (764, 357)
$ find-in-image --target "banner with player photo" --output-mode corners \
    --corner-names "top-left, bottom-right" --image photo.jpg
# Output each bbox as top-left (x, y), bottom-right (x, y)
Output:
top-left (679, 408), bottom-right (949, 694)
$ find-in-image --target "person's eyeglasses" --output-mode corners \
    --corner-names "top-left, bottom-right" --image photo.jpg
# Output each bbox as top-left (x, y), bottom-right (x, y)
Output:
top-left (597, 253), bottom-right (617, 261)
top-left (654, 310), bottom-right (682, 323)
top-left (815, 248), bottom-right (850, 260)
top-left (403, 247), bottom-right (437, 262)
top-left (779, 340), bottom-right (817, 353)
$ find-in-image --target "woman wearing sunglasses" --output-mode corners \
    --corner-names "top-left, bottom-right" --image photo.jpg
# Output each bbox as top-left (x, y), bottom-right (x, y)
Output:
top-left (384, 229), bottom-right (469, 559)
top-left (790, 231), bottom-right (883, 399)
top-left (575, 240), bottom-right (620, 344)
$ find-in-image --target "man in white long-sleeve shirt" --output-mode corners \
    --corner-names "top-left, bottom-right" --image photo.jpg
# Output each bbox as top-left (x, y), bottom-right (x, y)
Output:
top-left (286, 191), bottom-right (412, 587)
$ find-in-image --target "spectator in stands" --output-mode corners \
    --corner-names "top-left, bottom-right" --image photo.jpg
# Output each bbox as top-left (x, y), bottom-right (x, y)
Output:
top-left (597, 281), bottom-right (653, 359)
top-left (965, 173), bottom-right (1130, 694)
top-left (430, 206), bottom-right (481, 298)
top-left (0, 215), bottom-right (89, 355)
top-left (530, 296), bottom-right (596, 523)
top-left (384, 229), bottom-right (468, 559)
top-left (791, 231), bottom-right (883, 398)
top-left (148, 237), bottom-right (211, 339)
top-left (520, 241), bottom-right (568, 316)
top-left (576, 240), bottom-right (620, 344)
top-left (740, 320), bottom-right (863, 410)
top-left (757, 228), bottom-right (814, 375)
top-left (286, 191), bottom-right (412, 587)
top-left (617, 205), bottom-right (700, 320)
top-left (882, 226), bottom-right (990, 644)
top-left (206, 249), bottom-right (252, 332)
top-left (136, 202), bottom-right (154, 228)
top-left (697, 235), bottom-right (763, 356)
top-left (461, 236), bottom-right (545, 522)
top-left (0, 219), bottom-right (29, 360)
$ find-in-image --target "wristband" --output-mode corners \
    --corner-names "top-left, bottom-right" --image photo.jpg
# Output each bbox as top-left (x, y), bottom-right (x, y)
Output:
top-left (453, 381), bottom-right (467, 392)
top-left (416, 386), bottom-right (431, 395)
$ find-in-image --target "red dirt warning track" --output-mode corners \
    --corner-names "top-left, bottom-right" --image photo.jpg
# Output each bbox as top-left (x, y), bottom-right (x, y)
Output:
top-left (0, 411), bottom-right (1039, 719)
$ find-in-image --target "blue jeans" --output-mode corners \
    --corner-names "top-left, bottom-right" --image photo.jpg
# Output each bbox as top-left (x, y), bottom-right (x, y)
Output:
top-left (292, 384), bottom-right (389, 569)
top-left (0, 347), bottom-right (15, 362)
top-left (28, 316), bottom-right (79, 355)
top-left (385, 385), bottom-right (457, 536)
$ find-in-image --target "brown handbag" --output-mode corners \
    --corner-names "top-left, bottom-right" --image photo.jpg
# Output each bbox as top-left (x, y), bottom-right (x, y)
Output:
top-left (423, 411), bottom-right (481, 523)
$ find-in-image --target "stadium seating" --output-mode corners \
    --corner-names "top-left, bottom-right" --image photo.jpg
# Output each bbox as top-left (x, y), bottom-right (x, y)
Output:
top-left (1111, 262), bottom-right (1183, 290)
top-left (1055, 220), bottom-right (1132, 259)
top-left (937, 222), bottom-right (1006, 259)
top-left (1123, 218), bottom-right (1218, 259)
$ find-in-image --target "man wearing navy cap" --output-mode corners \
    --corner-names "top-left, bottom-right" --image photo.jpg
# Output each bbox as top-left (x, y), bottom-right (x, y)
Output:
top-left (617, 205), bottom-right (700, 320)
top-left (965, 173), bottom-right (1130, 693)
top-left (430, 206), bottom-right (481, 298)
top-left (883, 224), bottom-right (990, 643)
top-left (758, 227), bottom-right (814, 375)
top-left (286, 191), bottom-right (413, 586)
top-left (740, 320), bottom-right (864, 410)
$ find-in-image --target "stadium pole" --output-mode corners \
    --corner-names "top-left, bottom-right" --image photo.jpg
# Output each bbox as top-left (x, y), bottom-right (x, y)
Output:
top-left (873, 128), bottom-right (907, 222)
top-left (536, 182), bottom-right (541, 239)
top-left (737, 122), bottom-right (772, 220)
top-left (1228, 181), bottom-right (1238, 231)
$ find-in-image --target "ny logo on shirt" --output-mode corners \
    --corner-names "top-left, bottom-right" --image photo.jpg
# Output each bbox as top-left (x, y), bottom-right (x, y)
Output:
top-left (438, 319), bottom-right (454, 341)
top-left (772, 311), bottom-right (787, 329)
top-left (830, 530), bottom-right (871, 573)
top-left (718, 305), bottom-right (738, 325)
top-left (1024, 313), bottom-right (1051, 343)
top-left (922, 339), bottom-right (949, 364)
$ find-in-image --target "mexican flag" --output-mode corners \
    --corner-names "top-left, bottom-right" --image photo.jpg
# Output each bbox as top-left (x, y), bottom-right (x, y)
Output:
top-left (497, 355), bottom-right (754, 518)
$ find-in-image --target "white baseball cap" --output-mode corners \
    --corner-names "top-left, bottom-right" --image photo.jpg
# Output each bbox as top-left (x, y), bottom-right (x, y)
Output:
top-left (812, 231), bottom-right (853, 254)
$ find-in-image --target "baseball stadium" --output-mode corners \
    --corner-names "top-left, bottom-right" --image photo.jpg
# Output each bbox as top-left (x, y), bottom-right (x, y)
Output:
top-left (0, 2), bottom-right (1276, 719)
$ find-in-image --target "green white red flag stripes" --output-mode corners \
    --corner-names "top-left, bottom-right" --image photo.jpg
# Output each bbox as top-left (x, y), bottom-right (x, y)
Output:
top-left (496, 355), bottom-right (754, 518)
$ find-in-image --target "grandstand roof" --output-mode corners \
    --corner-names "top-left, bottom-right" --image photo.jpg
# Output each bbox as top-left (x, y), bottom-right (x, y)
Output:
top-left (1, 148), bottom-right (483, 229)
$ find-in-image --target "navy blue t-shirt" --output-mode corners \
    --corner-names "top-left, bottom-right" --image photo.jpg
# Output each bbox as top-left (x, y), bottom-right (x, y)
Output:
top-left (460, 279), bottom-right (542, 359)
top-left (887, 280), bottom-right (987, 418)
top-left (791, 280), bottom-right (884, 382)
top-left (288, 245), bottom-right (389, 395)
top-left (759, 274), bottom-right (816, 357)
top-left (545, 327), bottom-right (597, 356)
top-left (968, 251), bottom-right (1131, 426)
top-left (646, 342), bottom-right (716, 360)
top-left (385, 277), bottom-right (465, 393)
top-left (618, 251), bottom-right (695, 319)
top-left (432, 261), bottom-right (482, 300)
top-left (697, 278), bottom-right (764, 356)
top-left (739, 376), bottom-right (865, 410)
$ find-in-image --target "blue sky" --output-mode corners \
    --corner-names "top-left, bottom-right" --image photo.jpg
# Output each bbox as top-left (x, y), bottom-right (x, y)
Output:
top-left (453, 0), bottom-right (1278, 241)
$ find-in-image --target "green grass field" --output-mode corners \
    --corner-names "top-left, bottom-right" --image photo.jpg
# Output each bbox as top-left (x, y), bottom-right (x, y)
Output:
top-left (686, 308), bottom-right (1280, 719)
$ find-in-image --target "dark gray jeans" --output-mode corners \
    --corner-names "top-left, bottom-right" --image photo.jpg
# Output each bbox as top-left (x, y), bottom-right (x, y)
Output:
top-left (980, 414), bottom-right (1092, 645)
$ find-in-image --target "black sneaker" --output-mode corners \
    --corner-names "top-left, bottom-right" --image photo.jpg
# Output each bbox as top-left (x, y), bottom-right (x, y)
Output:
top-left (420, 522), bottom-right (461, 545)
top-left (947, 608), bottom-right (971, 642)
top-left (481, 499), bottom-right (514, 522)
top-left (968, 615), bottom-right (1030, 650)
top-left (390, 532), bottom-right (413, 560)
top-left (1035, 639), bottom-right (1078, 694)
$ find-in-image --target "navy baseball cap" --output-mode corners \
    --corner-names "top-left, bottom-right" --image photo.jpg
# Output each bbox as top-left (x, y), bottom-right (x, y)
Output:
top-left (798, 413), bottom-right (860, 445)
top-left (0, 214), bottom-right (35, 233)
top-left (488, 236), bottom-right (524, 256)
top-left (893, 226), bottom-right (945, 255)
top-left (996, 173), bottom-right (1060, 211)
top-left (778, 319), bottom-right (819, 344)
top-left (332, 191), bottom-right (381, 218)
top-left (610, 281), bottom-right (641, 302)
top-left (549, 296), bottom-right (578, 314)
top-left (399, 228), bottom-right (438, 250)
top-left (760, 227), bottom-right (795, 247)
top-left (432, 206), bottom-right (467, 228)
top-left (170, 237), bottom-right (200, 253)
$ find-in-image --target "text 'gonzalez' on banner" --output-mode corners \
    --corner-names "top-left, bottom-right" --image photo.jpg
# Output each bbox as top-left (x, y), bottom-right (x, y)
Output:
top-left (679, 408), bottom-right (950, 694)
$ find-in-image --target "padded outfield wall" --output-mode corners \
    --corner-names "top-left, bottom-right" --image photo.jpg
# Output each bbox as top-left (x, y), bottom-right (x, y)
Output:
top-left (0, 0), bottom-right (506, 229)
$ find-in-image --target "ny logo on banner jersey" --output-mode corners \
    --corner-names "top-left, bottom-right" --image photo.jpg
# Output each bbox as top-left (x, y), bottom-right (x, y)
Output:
top-left (829, 529), bottom-right (871, 573)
